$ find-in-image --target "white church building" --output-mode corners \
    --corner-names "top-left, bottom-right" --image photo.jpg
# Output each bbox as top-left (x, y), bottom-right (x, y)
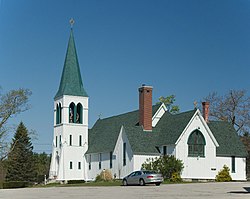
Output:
top-left (49, 28), bottom-right (247, 182)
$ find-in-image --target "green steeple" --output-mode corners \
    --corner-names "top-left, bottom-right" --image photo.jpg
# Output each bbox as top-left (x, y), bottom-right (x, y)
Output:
top-left (55, 29), bottom-right (88, 99)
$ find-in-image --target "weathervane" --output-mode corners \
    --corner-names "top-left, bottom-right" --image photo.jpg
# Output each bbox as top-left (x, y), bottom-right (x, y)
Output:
top-left (69, 18), bottom-right (75, 28)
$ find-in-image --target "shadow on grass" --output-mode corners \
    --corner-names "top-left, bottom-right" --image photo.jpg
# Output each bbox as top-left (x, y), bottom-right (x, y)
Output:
top-left (229, 187), bottom-right (250, 194)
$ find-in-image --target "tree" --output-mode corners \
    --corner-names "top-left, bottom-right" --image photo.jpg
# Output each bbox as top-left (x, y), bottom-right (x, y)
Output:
top-left (215, 165), bottom-right (232, 182)
top-left (240, 134), bottom-right (250, 180)
top-left (141, 155), bottom-right (184, 181)
top-left (203, 90), bottom-right (250, 135)
top-left (156, 95), bottom-right (180, 114)
top-left (0, 88), bottom-right (32, 160)
top-left (33, 152), bottom-right (51, 183)
top-left (5, 122), bottom-right (35, 182)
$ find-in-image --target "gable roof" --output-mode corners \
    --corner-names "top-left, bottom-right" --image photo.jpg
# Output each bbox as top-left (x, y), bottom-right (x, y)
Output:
top-left (87, 104), bottom-right (161, 154)
top-left (55, 29), bottom-right (88, 99)
top-left (208, 121), bottom-right (247, 157)
top-left (87, 105), bottom-right (247, 157)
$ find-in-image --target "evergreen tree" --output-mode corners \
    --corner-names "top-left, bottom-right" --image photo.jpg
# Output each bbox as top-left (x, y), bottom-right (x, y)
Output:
top-left (5, 122), bottom-right (35, 182)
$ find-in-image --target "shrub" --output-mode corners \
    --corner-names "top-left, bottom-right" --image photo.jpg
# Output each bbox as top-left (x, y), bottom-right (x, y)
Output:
top-left (170, 172), bottom-right (182, 182)
top-left (68, 180), bottom-right (85, 184)
top-left (141, 155), bottom-right (184, 180)
top-left (95, 169), bottom-right (113, 182)
top-left (216, 165), bottom-right (232, 182)
top-left (2, 181), bottom-right (30, 189)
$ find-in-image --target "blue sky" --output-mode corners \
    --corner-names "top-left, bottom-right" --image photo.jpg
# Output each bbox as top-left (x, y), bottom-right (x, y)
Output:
top-left (0, 0), bottom-right (249, 153)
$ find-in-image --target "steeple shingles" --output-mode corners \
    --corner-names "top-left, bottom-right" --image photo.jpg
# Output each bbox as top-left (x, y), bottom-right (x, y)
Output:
top-left (55, 29), bottom-right (88, 99)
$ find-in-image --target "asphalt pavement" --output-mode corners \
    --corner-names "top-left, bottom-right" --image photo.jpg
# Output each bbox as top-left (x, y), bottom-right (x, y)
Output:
top-left (0, 182), bottom-right (250, 199)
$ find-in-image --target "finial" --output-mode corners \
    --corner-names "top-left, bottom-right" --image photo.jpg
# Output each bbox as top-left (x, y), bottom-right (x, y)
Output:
top-left (193, 101), bottom-right (198, 108)
top-left (69, 18), bottom-right (75, 28)
top-left (98, 113), bottom-right (102, 119)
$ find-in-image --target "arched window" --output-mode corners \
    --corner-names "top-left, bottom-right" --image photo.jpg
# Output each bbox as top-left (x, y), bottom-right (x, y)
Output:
top-left (56, 103), bottom-right (62, 124)
top-left (76, 103), bottom-right (83, 124)
top-left (58, 103), bottom-right (62, 123)
top-left (56, 104), bottom-right (59, 124)
top-left (69, 102), bottom-right (75, 123)
top-left (187, 130), bottom-right (206, 157)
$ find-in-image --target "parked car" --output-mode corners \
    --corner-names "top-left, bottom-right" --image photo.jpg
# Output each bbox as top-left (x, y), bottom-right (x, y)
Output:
top-left (122, 170), bottom-right (163, 186)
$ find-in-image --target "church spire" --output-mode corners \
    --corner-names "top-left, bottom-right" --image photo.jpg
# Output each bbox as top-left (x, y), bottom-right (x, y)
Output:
top-left (55, 22), bottom-right (88, 99)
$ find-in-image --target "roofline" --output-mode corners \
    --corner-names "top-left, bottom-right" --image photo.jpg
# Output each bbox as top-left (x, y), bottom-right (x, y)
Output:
top-left (54, 94), bottom-right (89, 101)
top-left (175, 109), bottom-right (219, 147)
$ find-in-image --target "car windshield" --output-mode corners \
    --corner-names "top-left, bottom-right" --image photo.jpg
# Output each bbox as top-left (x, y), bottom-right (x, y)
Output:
top-left (142, 170), bottom-right (157, 174)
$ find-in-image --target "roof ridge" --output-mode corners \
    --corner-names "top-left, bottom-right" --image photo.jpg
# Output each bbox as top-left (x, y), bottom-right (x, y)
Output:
top-left (99, 104), bottom-right (161, 121)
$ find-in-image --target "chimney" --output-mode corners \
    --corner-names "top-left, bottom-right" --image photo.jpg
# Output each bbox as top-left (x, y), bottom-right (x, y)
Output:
top-left (139, 85), bottom-right (153, 131)
top-left (202, 102), bottom-right (210, 123)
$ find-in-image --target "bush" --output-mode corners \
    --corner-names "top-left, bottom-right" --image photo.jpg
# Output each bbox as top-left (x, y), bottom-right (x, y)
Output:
top-left (95, 169), bottom-right (113, 182)
top-left (216, 165), bottom-right (232, 182)
top-left (2, 181), bottom-right (30, 189)
top-left (170, 172), bottom-right (182, 182)
top-left (141, 155), bottom-right (184, 180)
top-left (68, 180), bottom-right (85, 184)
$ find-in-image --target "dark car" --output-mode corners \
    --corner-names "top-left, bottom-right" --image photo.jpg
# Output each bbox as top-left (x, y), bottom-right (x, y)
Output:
top-left (122, 170), bottom-right (163, 186)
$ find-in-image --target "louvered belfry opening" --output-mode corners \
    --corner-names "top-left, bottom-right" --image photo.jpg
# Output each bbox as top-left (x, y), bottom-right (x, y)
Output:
top-left (139, 85), bottom-right (153, 131)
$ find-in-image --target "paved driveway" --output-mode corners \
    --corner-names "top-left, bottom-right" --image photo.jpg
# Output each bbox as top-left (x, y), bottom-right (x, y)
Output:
top-left (0, 182), bottom-right (250, 199)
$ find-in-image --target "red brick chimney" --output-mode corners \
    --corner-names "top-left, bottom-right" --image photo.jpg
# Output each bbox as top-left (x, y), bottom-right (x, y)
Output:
top-left (139, 85), bottom-right (153, 131)
top-left (202, 102), bottom-right (210, 123)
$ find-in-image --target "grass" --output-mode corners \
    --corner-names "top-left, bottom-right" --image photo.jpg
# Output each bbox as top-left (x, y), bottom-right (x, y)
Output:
top-left (34, 180), bottom-right (122, 188)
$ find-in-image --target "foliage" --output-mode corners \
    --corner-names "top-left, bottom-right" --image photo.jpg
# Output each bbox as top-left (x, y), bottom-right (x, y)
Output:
top-left (156, 95), bottom-right (180, 114)
top-left (170, 172), bottom-right (182, 182)
top-left (0, 88), bottom-right (32, 160)
top-left (68, 180), bottom-right (85, 184)
top-left (1, 181), bottom-right (30, 189)
top-left (95, 169), bottom-right (113, 182)
top-left (5, 122), bottom-right (35, 182)
top-left (240, 134), bottom-right (250, 179)
top-left (203, 90), bottom-right (250, 135)
top-left (215, 165), bottom-right (232, 182)
top-left (141, 155), bottom-right (184, 180)
top-left (33, 152), bottom-right (51, 183)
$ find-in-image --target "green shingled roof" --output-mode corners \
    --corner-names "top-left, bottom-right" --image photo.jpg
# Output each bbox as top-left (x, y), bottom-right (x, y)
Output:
top-left (87, 105), bottom-right (247, 157)
top-left (208, 121), bottom-right (247, 157)
top-left (55, 29), bottom-right (88, 99)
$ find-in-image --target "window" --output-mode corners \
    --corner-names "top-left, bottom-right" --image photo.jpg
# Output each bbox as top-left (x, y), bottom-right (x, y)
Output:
top-left (55, 136), bottom-right (58, 147)
top-left (78, 162), bottom-right (81, 170)
top-left (163, 146), bottom-right (167, 156)
top-left (70, 161), bottom-right (73, 169)
top-left (123, 143), bottom-right (126, 166)
top-left (69, 102), bottom-right (75, 123)
top-left (89, 155), bottom-right (91, 170)
top-left (99, 153), bottom-right (102, 170)
top-left (232, 156), bottom-right (236, 173)
top-left (110, 151), bottom-right (113, 169)
top-left (79, 135), bottom-right (82, 146)
top-left (56, 103), bottom-right (62, 124)
top-left (69, 102), bottom-right (83, 124)
top-left (76, 103), bottom-right (83, 124)
top-left (188, 130), bottom-right (206, 157)
top-left (69, 135), bottom-right (72, 146)
top-left (59, 135), bottom-right (62, 147)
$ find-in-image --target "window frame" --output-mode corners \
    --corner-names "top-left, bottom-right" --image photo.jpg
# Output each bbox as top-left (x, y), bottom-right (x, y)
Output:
top-left (187, 130), bottom-right (206, 157)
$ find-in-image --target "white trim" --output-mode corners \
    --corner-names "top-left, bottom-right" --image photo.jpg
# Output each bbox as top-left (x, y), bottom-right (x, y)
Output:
top-left (152, 103), bottom-right (167, 127)
top-left (175, 109), bottom-right (219, 147)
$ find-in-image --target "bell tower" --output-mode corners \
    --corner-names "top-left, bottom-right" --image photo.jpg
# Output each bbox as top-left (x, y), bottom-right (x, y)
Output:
top-left (49, 20), bottom-right (88, 181)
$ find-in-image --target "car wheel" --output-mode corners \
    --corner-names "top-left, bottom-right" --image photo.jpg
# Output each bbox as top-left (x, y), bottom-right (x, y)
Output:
top-left (155, 182), bottom-right (161, 186)
top-left (139, 179), bottom-right (145, 186)
top-left (123, 179), bottom-right (128, 186)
